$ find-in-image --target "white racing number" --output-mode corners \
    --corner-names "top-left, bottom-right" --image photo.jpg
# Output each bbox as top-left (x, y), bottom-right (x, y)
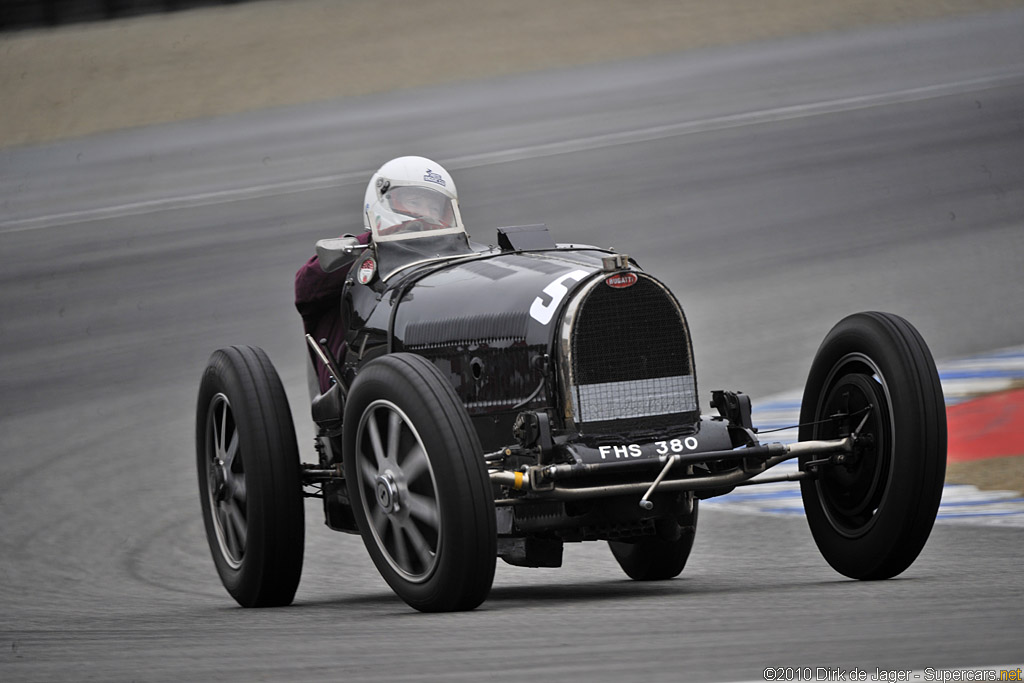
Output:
top-left (529, 269), bottom-right (589, 325)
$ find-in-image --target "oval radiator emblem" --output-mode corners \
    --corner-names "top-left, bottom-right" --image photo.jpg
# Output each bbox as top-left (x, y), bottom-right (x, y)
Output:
top-left (604, 272), bottom-right (637, 289)
top-left (357, 257), bottom-right (377, 285)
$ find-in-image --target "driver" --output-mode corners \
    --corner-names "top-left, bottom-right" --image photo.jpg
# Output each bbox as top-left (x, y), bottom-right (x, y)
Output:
top-left (295, 156), bottom-right (461, 393)
top-left (365, 158), bottom-right (461, 238)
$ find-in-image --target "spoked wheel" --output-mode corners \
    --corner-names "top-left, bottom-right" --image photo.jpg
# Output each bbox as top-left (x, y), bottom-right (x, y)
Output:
top-left (196, 346), bottom-right (305, 607)
top-left (344, 353), bottom-right (496, 612)
top-left (609, 501), bottom-right (699, 581)
top-left (799, 312), bottom-right (946, 580)
top-left (204, 392), bottom-right (246, 569)
top-left (355, 400), bottom-right (442, 581)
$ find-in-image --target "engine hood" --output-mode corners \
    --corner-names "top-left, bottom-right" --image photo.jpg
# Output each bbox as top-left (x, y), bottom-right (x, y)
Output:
top-left (390, 249), bottom-right (612, 350)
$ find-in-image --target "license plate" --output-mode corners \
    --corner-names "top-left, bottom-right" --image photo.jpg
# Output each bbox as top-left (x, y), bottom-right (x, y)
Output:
top-left (594, 436), bottom-right (701, 461)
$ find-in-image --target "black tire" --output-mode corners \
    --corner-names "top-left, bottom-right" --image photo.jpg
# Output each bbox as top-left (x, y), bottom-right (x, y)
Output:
top-left (799, 312), bottom-right (946, 580)
top-left (343, 353), bottom-right (496, 612)
top-left (609, 501), bottom-right (699, 581)
top-left (196, 346), bottom-right (305, 607)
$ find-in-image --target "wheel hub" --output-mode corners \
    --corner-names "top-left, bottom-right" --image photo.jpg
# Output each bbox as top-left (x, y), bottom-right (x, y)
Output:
top-left (375, 472), bottom-right (401, 514)
top-left (816, 369), bottom-right (891, 535)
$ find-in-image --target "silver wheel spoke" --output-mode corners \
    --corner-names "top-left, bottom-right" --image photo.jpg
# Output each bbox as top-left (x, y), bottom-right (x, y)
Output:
top-left (400, 518), bottom-right (434, 569)
top-left (223, 430), bottom-right (239, 471)
top-left (369, 501), bottom-right (388, 538)
top-left (360, 457), bottom-right (379, 487)
top-left (230, 475), bottom-right (247, 505)
top-left (218, 403), bottom-right (228, 455)
top-left (366, 412), bottom-right (386, 466)
top-left (406, 492), bottom-right (439, 530)
top-left (400, 444), bottom-right (429, 483)
top-left (391, 522), bottom-right (411, 571)
top-left (226, 502), bottom-right (247, 553)
top-left (219, 505), bottom-right (238, 558)
top-left (217, 506), bottom-right (231, 541)
top-left (386, 410), bottom-right (402, 463)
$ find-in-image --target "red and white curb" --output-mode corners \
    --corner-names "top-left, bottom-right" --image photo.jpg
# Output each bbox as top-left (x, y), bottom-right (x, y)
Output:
top-left (703, 346), bottom-right (1024, 527)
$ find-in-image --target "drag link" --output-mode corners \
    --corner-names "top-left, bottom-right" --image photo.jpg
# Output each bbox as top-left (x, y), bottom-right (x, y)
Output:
top-left (638, 456), bottom-right (677, 510)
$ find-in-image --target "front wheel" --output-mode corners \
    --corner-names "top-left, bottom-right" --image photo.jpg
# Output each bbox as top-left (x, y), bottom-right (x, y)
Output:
top-left (343, 353), bottom-right (496, 612)
top-left (609, 502), bottom-right (699, 580)
top-left (799, 312), bottom-right (946, 580)
top-left (196, 346), bottom-right (305, 607)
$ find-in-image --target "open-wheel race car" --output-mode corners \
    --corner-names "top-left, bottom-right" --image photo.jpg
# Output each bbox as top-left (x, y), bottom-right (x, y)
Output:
top-left (196, 168), bottom-right (946, 613)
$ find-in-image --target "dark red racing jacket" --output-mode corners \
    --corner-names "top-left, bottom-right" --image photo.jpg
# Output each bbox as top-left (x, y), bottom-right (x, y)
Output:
top-left (294, 231), bottom-right (372, 393)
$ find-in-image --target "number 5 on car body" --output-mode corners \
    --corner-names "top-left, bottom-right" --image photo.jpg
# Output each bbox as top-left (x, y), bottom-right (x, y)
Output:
top-left (530, 270), bottom-right (589, 325)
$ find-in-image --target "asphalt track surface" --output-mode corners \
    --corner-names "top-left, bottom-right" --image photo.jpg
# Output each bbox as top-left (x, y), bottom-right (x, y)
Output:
top-left (2, 9), bottom-right (1023, 682)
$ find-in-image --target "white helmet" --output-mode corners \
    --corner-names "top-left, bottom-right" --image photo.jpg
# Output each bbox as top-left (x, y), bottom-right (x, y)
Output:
top-left (363, 156), bottom-right (465, 242)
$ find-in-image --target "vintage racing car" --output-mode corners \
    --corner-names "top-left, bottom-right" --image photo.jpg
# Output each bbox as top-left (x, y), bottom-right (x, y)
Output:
top-left (196, 221), bottom-right (946, 613)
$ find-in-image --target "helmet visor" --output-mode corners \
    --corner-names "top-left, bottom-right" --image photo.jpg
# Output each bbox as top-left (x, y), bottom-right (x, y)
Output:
top-left (379, 186), bottom-right (457, 235)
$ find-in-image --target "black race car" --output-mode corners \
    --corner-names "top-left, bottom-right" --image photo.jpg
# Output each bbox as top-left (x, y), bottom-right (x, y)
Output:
top-left (196, 224), bottom-right (946, 612)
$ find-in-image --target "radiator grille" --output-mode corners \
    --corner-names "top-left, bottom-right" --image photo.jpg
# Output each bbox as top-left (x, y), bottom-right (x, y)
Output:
top-left (569, 275), bottom-right (696, 429)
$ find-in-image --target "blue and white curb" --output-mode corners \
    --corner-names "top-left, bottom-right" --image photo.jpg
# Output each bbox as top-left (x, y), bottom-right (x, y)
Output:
top-left (703, 345), bottom-right (1024, 527)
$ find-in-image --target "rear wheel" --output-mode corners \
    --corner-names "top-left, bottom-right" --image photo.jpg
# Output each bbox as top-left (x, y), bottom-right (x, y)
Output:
top-left (344, 353), bottom-right (496, 612)
top-left (609, 501), bottom-right (698, 580)
top-left (799, 312), bottom-right (946, 580)
top-left (196, 346), bottom-right (305, 607)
